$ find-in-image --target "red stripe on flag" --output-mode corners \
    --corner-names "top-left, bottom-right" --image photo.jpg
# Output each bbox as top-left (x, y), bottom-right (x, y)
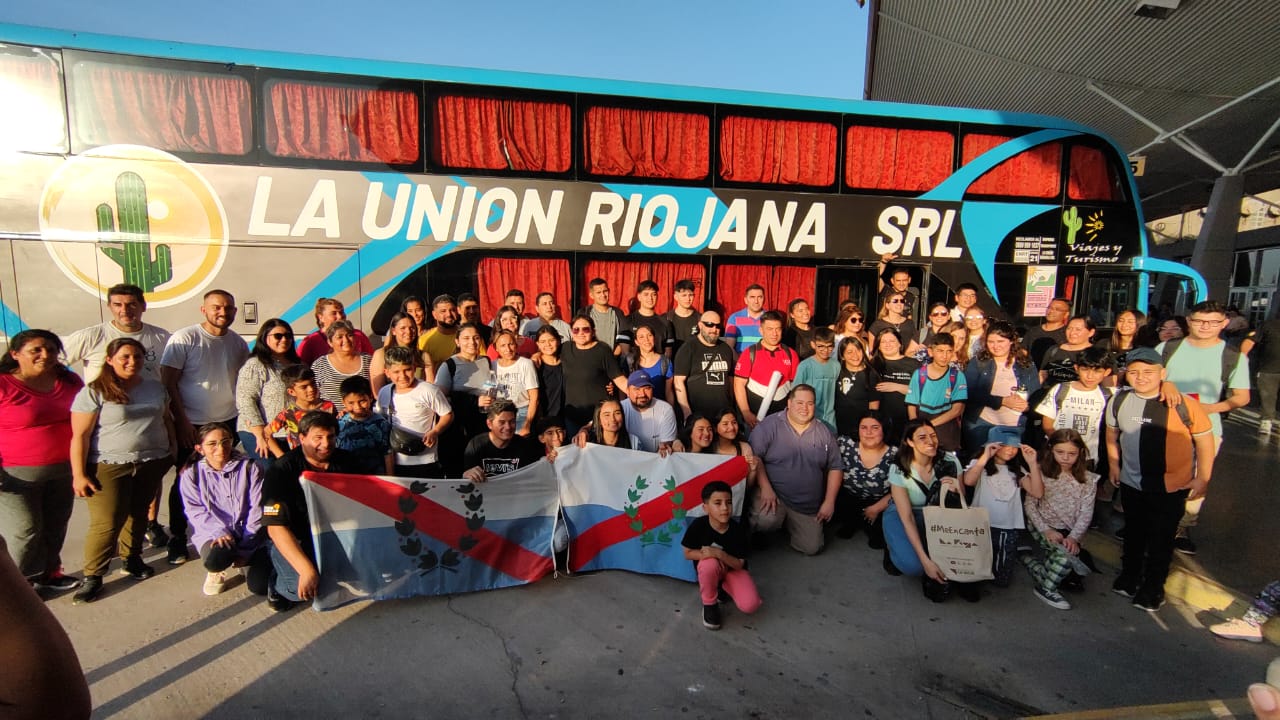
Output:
top-left (303, 472), bottom-right (553, 582)
top-left (568, 456), bottom-right (747, 571)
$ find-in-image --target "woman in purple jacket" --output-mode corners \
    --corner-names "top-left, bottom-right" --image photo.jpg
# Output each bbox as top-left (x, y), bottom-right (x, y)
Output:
top-left (179, 424), bottom-right (269, 597)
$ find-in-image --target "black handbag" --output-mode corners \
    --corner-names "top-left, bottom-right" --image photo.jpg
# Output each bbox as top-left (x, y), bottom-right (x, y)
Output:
top-left (387, 391), bottom-right (426, 456)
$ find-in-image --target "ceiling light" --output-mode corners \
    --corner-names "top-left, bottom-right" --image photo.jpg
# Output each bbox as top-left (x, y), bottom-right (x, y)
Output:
top-left (1133, 0), bottom-right (1181, 19)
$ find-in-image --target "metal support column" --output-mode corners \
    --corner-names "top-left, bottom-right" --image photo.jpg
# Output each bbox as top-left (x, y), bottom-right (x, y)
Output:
top-left (1190, 174), bottom-right (1245, 301)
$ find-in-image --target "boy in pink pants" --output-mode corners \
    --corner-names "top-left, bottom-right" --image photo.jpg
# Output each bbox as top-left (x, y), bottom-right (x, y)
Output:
top-left (681, 481), bottom-right (761, 630)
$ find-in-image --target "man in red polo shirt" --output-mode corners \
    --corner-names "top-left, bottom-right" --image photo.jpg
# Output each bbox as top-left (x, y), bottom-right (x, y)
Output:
top-left (734, 310), bottom-right (798, 429)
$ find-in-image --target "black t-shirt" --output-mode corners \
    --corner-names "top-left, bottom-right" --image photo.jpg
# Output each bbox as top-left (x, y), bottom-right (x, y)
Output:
top-left (680, 515), bottom-right (750, 564)
top-left (834, 365), bottom-right (880, 437)
top-left (537, 361), bottom-right (565, 421)
top-left (873, 355), bottom-right (921, 442)
top-left (463, 433), bottom-right (544, 477)
top-left (673, 339), bottom-right (737, 417)
top-left (1023, 324), bottom-right (1068, 369)
top-left (628, 312), bottom-right (676, 352)
top-left (261, 447), bottom-right (359, 560)
top-left (667, 310), bottom-right (700, 355)
top-left (1040, 345), bottom-right (1083, 386)
top-left (561, 342), bottom-right (623, 424)
top-left (869, 318), bottom-right (918, 346)
top-left (783, 325), bottom-right (817, 360)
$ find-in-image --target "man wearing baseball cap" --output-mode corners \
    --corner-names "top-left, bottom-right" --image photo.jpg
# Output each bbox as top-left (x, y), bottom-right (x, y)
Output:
top-left (1103, 346), bottom-right (1215, 613)
top-left (621, 370), bottom-right (679, 455)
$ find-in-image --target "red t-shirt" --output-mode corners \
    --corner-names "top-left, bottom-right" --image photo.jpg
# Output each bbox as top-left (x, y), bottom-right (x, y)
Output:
top-left (734, 343), bottom-right (799, 402)
top-left (297, 329), bottom-right (375, 365)
top-left (0, 372), bottom-right (83, 467)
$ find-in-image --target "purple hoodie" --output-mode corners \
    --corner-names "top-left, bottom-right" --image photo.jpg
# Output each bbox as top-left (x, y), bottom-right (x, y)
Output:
top-left (179, 454), bottom-right (265, 558)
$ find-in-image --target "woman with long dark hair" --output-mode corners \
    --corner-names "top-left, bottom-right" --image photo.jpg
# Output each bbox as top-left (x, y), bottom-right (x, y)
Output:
top-left (870, 328), bottom-right (920, 444)
top-left (783, 298), bottom-right (816, 359)
top-left (534, 326), bottom-right (566, 423)
top-left (1097, 309), bottom-right (1146, 387)
top-left (236, 319), bottom-right (299, 461)
top-left (69, 338), bottom-right (173, 602)
top-left (1039, 316), bottom-right (1097, 387)
top-left (962, 320), bottom-right (1040, 455)
top-left (0, 330), bottom-right (83, 592)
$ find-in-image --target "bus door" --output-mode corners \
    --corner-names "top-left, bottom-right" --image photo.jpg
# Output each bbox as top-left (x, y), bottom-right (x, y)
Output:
top-left (1081, 272), bottom-right (1138, 331)
top-left (815, 265), bottom-right (880, 322)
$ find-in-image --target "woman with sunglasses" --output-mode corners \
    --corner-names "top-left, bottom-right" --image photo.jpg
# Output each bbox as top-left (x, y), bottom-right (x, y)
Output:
top-left (870, 293), bottom-right (921, 355)
top-left (961, 308), bottom-right (990, 361)
top-left (918, 303), bottom-right (953, 347)
top-left (833, 303), bottom-right (874, 356)
top-left (560, 315), bottom-right (628, 436)
top-left (235, 319), bottom-right (300, 462)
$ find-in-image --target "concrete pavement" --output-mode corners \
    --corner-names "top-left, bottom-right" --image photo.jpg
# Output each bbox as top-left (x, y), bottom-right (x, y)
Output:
top-left (39, 417), bottom-right (1280, 719)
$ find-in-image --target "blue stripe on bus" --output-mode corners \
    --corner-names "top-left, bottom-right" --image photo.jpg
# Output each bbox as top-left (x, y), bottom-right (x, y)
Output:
top-left (0, 23), bottom-right (1105, 135)
top-left (1, 300), bottom-right (29, 339)
top-left (958, 202), bottom-right (1058, 305)
top-left (600, 184), bottom-right (726, 255)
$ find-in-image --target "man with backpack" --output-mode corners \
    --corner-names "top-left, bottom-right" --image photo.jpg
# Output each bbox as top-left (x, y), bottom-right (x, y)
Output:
top-left (1154, 300), bottom-right (1250, 555)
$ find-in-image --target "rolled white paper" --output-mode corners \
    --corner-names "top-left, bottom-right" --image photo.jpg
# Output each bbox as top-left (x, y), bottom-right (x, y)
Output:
top-left (756, 370), bottom-right (784, 419)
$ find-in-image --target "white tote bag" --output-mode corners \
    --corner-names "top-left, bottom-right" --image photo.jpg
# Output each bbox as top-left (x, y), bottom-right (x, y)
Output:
top-left (922, 484), bottom-right (995, 582)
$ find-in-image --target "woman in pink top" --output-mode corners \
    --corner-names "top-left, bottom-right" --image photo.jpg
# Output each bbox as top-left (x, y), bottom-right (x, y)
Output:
top-left (0, 330), bottom-right (84, 592)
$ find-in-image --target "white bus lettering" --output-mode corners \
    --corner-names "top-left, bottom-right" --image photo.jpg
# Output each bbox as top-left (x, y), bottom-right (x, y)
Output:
top-left (675, 197), bottom-right (718, 249)
top-left (639, 194), bottom-right (678, 248)
top-left (361, 182), bottom-right (411, 240)
top-left (788, 203), bottom-right (826, 254)
top-left (514, 188), bottom-right (561, 245)
top-left (708, 199), bottom-right (748, 251)
top-left (451, 186), bottom-right (478, 243)
top-left (473, 187), bottom-right (518, 244)
top-left (752, 200), bottom-right (797, 252)
top-left (871, 206), bottom-right (959, 258)
top-left (290, 179), bottom-right (339, 238)
top-left (247, 176), bottom-right (290, 237)
top-left (406, 184), bottom-right (457, 242)
top-left (617, 193), bottom-right (643, 247)
top-left (580, 192), bottom-right (625, 246)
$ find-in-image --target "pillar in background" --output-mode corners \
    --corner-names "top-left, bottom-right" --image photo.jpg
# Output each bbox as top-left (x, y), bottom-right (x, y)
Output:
top-left (1190, 174), bottom-right (1245, 301)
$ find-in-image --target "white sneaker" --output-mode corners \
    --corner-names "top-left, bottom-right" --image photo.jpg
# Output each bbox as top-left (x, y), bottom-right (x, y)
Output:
top-left (1259, 420), bottom-right (1273, 434)
top-left (1209, 617), bottom-right (1263, 643)
top-left (202, 571), bottom-right (228, 596)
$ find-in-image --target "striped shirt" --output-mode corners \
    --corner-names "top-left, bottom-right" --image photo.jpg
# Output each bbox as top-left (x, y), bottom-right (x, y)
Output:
top-left (725, 308), bottom-right (763, 354)
top-left (310, 354), bottom-right (372, 412)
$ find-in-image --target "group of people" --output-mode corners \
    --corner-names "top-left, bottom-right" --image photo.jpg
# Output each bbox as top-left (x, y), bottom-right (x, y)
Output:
top-left (0, 265), bottom-right (1256, 630)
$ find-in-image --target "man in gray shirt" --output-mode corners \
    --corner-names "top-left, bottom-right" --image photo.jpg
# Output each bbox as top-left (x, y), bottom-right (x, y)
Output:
top-left (748, 384), bottom-right (844, 556)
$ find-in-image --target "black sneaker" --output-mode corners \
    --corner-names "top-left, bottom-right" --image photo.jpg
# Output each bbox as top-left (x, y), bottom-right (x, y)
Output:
top-left (834, 523), bottom-right (857, 540)
top-left (73, 576), bottom-right (104, 604)
top-left (167, 542), bottom-right (190, 566)
top-left (1173, 534), bottom-right (1197, 555)
top-left (120, 555), bottom-right (156, 580)
top-left (883, 554), bottom-right (903, 577)
top-left (1132, 592), bottom-right (1166, 613)
top-left (34, 570), bottom-right (82, 592)
top-left (1060, 574), bottom-right (1086, 594)
top-left (1111, 576), bottom-right (1139, 598)
top-left (267, 587), bottom-right (295, 613)
top-left (1114, 526), bottom-right (1127, 541)
top-left (957, 582), bottom-right (981, 603)
top-left (716, 587), bottom-right (733, 605)
top-left (702, 603), bottom-right (722, 630)
top-left (145, 522), bottom-right (170, 549)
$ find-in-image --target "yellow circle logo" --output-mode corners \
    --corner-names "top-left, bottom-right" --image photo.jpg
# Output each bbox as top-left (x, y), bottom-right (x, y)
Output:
top-left (39, 145), bottom-right (228, 308)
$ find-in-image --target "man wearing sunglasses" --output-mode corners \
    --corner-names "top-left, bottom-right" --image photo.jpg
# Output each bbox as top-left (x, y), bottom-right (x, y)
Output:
top-left (674, 311), bottom-right (736, 420)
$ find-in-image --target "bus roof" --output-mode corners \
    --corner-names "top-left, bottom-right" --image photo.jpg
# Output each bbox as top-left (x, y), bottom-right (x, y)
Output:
top-left (1, 22), bottom-right (1107, 138)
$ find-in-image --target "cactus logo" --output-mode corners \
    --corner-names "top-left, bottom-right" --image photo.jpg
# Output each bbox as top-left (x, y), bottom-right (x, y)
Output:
top-left (39, 145), bottom-right (228, 308)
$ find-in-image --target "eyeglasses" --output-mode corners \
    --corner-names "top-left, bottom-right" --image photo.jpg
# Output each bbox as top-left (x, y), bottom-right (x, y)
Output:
top-left (267, 332), bottom-right (291, 340)
top-left (571, 327), bottom-right (592, 334)
top-left (965, 315), bottom-right (985, 321)
top-left (930, 311), bottom-right (949, 317)
top-left (888, 299), bottom-right (904, 304)
top-left (1187, 318), bottom-right (1223, 326)
top-left (812, 344), bottom-right (835, 351)
top-left (700, 321), bottom-right (722, 329)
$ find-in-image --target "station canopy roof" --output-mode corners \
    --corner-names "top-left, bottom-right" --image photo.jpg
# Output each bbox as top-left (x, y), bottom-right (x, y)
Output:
top-left (867, 0), bottom-right (1280, 220)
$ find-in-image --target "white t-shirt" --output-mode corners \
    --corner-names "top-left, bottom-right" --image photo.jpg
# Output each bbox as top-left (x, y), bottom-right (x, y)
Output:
top-left (63, 321), bottom-right (171, 383)
top-left (159, 324), bottom-right (250, 424)
top-left (378, 381), bottom-right (452, 466)
top-left (620, 398), bottom-right (679, 453)
top-left (1035, 384), bottom-right (1110, 462)
top-left (968, 461), bottom-right (1025, 530)
top-left (493, 357), bottom-right (539, 409)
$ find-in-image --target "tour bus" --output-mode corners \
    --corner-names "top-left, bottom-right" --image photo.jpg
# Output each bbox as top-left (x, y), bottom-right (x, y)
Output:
top-left (0, 25), bottom-right (1206, 343)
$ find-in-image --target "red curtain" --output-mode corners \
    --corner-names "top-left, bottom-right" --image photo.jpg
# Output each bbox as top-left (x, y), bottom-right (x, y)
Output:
top-left (1068, 145), bottom-right (1122, 201)
top-left (432, 95), bottom-right (571, 172)
top-left (579, 260), bottom-right (651, 314)
top-left (475, 258), bottom-right (572, 321)
top-left (714, 264), bottom-right (815, 316)
top-left (584, 107), bottom-right (709, 180)
top-left (265, 81), bottom-right (419, 164)
top-left (719, 116), bottom-right (837, 186)
top-left (647, 261), bottom-right (706, 315)
top-left (962, 134), bottom-right (1061, 198)
top-left (0, 52), bottom-right (65, 151)
top-left (73, 62), bottom-right (251, 154)
top-left (845, 125), bottom-right (953, 192)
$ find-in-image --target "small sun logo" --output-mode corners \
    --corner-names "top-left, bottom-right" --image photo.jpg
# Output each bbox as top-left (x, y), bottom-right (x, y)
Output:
top-left (1085, 211), bottom-right (1104, 243)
